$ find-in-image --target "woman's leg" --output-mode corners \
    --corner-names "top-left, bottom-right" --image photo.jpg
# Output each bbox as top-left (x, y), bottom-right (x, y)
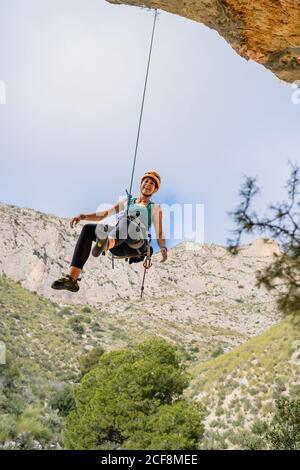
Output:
top-left (69, 224), bottom-right (97, 279)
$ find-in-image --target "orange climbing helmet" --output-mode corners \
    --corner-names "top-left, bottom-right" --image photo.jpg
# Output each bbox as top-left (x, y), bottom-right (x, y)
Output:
top-left (141, 171), bottom-right (161, 192)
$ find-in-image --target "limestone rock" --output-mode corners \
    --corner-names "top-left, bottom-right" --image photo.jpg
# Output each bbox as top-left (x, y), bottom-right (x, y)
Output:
top-left (0, 201), bottom-right (284, 339)
top-left (107, 0), bottom-right (300, 83)
top-left (237, 238), bottom-right (281, 257)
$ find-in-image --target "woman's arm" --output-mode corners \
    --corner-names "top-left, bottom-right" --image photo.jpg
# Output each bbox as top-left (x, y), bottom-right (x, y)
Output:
top-left (70, 198), bottom-right (127, 228)
top-left (152, 205), bottom-right (168, 262)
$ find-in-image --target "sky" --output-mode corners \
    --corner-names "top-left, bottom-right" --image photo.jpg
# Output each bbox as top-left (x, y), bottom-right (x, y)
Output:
top-left (0, 0), bottom-right (299, 248)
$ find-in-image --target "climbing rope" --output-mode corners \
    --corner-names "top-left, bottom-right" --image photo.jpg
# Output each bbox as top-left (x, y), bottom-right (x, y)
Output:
top-left (132, 9), bottom-right (158, 298)
top-left (126, 8), bottom-right (159, 207)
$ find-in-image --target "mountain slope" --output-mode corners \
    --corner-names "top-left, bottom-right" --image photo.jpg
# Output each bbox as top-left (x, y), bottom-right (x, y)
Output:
top-left (0, 275), bottom-right (298, 449)
top-left (188, 317), bottom-right (300, 449)
top-left (0, 274), bottom-right (243, 448)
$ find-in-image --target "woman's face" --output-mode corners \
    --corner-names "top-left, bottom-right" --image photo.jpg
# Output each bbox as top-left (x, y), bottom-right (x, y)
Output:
top-left (141, 177), bottom-right (156, 196)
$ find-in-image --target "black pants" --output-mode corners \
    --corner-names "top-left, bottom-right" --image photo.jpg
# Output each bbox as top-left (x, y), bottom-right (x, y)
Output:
top-left (70, 223), bottom-right (145, 270)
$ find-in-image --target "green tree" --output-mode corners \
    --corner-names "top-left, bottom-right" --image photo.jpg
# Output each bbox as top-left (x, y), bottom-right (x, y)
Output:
top-left (267, 397), bottom-right (300, 449)
top-left (64, 339), bottom-right (205, 450)
top-left (124, 401), bottom-right (204, 450)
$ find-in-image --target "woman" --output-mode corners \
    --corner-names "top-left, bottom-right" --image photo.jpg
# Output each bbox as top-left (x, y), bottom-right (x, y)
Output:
top-left (51, 171), bottom-right (168, 292)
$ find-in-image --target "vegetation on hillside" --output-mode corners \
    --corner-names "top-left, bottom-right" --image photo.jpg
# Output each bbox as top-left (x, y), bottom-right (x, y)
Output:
top-left (189, 317), bottom-right (300, 449)
top-left (228, 162), bottom-right (300, 317)
top-left (1, 275), bottom-right (299, 450)
top-left (0, 276), bottom-right (206, 449)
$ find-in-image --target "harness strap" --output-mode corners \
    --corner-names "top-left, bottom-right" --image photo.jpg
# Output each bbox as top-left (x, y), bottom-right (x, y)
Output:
top-left (128, 197), bottom-right (153, 231)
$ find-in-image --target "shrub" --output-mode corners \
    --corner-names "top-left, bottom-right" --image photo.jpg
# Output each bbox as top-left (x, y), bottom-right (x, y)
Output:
top-left (49, 386), bottom-right (75, 417)
top-left (16, 407), bottom-right (52, 443)
top-left (211, 346), bottom-right (224, 358)
top-left (272, 378), bottom-right (286, 399)
top-left (242, 433), bottom-right (264, 450)
top-left (59, 307), bottom-right (73, 316)
top-left (266, 397), bottom-right (300, 449)
top-left (91, 323), bottom-right (102, 332)
top-left (69, 318), bottom-right (85, 335)
top-left (82, 306), bottom-right (92, 313)
top-left (215, 406), bottom-right (224, 417)
top-left (251, 419), bottom-right (268, 436)
top-left (72, 324), bottom-right (84, 335)
top-left (0, 415), bottom-right (17, 442)
top-left (201, 431), bottom-right (228, 450)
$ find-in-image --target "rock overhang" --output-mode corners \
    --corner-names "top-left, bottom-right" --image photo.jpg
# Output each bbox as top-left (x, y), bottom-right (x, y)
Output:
top-left (106, 0), bottom-right (300, 84)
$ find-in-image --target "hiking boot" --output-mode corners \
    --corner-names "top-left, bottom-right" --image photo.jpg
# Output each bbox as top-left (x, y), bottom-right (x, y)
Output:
top-left (51, 274), bottom-right (81, 292)
top-left (92, 237), bottom-right (109, 257)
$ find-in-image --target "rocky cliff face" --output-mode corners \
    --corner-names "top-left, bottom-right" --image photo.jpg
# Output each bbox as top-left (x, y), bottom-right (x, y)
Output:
top-left (0, 202), bottom-right (282, 345)
top-left (107, 0), bottom-right (300, 83)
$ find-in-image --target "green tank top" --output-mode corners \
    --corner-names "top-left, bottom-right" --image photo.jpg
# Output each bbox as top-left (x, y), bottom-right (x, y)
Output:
top-left (127, 197), bottom-right (153, 231)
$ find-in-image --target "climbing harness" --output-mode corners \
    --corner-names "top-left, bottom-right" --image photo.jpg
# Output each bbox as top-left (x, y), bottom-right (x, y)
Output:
top-left (109, 9), bottom-right (159, 298)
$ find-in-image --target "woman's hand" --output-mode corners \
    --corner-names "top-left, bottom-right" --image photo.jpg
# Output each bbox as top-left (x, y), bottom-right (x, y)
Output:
top-left (70, 214), bottom-right (85, 229)
top-left (160, 247), bottom-right (168, 263)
